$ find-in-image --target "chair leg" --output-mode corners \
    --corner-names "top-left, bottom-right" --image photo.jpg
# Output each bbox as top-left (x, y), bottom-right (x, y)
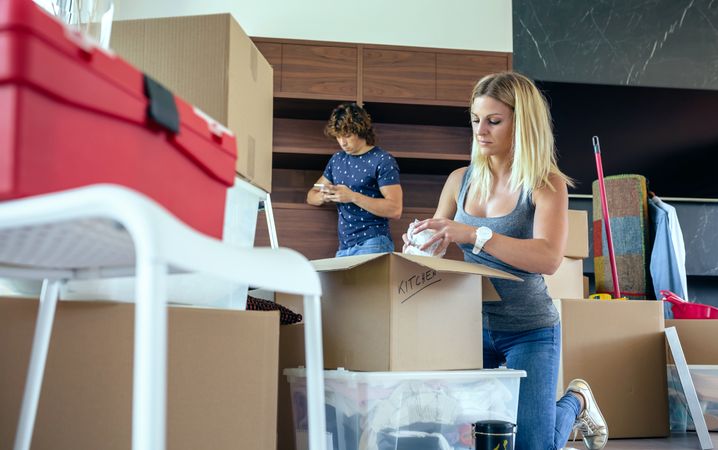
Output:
top-left (14, 279), bottom-right (62, 450)
top-left (303, 294), bottom-right (327, 450)
top-left (133, 259), bottom-right (168, 450)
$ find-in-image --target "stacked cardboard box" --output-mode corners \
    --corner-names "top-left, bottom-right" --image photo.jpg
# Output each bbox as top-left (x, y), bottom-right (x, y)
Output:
top-left (0, 298), bottom-right (280, 450)
top-left (111, 13), bottom-right (274, 193)
top-left (558, 299), bottom-right (668, 438)
top-left (551, 210), bottom-right (669, 438)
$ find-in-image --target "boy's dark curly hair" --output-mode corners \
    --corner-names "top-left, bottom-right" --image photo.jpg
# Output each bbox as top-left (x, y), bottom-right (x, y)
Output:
top-left (324, 102), bottom-right (376, 145)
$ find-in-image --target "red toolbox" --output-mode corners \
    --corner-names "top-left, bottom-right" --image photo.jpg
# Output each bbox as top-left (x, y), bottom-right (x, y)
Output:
top-left (0, 0), bottom-right (237, 239)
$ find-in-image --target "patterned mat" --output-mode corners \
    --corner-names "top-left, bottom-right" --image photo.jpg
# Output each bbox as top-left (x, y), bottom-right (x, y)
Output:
top-left (592, 175), bottom-right (650, 299)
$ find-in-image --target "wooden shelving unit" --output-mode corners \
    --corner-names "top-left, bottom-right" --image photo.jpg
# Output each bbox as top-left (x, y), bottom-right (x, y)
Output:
top-left (252, 37), bottom-right (512, 259)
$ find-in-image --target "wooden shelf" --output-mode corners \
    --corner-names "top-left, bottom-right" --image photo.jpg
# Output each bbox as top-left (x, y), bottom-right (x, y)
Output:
top-left (272, 152), bottom-right (466, 175)
top-left (273, 146), bottom-right (470, 162)
top-left (363, 101), bottom-right (471, 127)
top-left (275, 91), bottom-right (356, 102)
top-left (274, 97), bottom-right (344, 120)
top-left (274, 117), bottom-right (472, 159)
top-left (270, 202), bottom-right (437, 214)
top-left (270, 169), bottom-right (448, 209)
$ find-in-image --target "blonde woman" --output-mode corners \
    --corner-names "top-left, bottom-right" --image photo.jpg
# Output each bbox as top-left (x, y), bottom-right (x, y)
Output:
top-left (405, 72), bottom-right (608, 450)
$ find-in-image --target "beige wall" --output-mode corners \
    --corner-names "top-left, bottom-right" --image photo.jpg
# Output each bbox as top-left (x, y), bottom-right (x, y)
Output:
top-left (113, 0), bottom-right (513, 52)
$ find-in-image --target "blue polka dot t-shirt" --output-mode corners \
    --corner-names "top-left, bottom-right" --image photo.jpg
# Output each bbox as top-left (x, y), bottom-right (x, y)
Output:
top-left (323, 146), bottom-right (400, 250)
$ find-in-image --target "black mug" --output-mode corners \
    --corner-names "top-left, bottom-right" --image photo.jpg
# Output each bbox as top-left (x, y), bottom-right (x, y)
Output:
top-left (473, 420), bottom-right (516, 450)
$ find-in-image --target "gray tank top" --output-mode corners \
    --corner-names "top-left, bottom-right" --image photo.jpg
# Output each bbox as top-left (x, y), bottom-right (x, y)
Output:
top-left (454, 167), bottom-right (558, 332)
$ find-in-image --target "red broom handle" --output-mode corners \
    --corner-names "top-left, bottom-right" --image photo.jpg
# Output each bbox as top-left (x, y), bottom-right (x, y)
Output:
top-left (593, 136), bottom-right (621, 299)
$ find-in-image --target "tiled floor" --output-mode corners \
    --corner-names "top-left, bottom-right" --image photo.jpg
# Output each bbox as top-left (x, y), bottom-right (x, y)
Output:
top-left (565, 432), bottom-right (716, 449)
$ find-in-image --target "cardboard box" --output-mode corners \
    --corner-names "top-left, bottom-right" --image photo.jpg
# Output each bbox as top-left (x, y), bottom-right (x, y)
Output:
top-left (0, 298), bottom-right (279, 449)
top-left (484, 257), bottom-right (584, 301)
top-left (665, 320), bottom-right (718, 432)
top-left (583, 275), bottom-right (590, 298)
top-left (559, 299), bottom-right (668, 438)
top-left (311, 252), bottom-right (519, 371)
top-left (567, 209), bottom-right (589, 258)
top-left (666, 319), bottom-right (718, 364)
top-left (544, 257), bottom-right (584, 299)
top-left (111, 14), bottom-right (274, 192)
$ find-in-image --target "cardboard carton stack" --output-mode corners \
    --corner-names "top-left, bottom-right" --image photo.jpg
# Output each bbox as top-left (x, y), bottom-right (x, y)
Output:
top-left (0, 298), bottom-right (280, 450)
top-left (547, 209), bottom-right (589, 299)
top-left (549, 210), bottom-right (670, 438)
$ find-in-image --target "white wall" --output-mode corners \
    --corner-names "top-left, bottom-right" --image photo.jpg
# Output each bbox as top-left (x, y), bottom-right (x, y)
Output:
top-left (114, 0), bottom-right (512, 52)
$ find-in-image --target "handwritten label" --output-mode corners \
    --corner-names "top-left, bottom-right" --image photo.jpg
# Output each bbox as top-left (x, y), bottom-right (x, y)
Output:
top-left (398, 269), bottom-right (441, 303)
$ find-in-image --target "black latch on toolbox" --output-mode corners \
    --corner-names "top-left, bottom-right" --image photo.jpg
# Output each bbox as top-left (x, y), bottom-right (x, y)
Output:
top-left (143, 74), bottom-right (179, 134)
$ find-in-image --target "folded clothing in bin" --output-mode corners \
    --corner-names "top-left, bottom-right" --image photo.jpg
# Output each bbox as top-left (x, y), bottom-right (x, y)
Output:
top-left (667, 365), bottom-right (718, 432)
top-left (0, 0), bottom-right (237, 238)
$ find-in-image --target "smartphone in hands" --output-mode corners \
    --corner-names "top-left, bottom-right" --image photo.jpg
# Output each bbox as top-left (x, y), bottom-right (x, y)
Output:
top-left (314, 183), bottom-right (332, 193)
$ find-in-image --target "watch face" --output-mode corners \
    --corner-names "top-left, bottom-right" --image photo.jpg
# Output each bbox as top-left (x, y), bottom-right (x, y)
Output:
top-left (478, 227), bottom-right (492, 240)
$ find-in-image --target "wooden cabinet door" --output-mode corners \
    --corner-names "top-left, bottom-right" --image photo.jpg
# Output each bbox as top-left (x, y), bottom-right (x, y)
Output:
top-left (363, 48), bottom-right (436, 101)
top-left (281, 44), bottom-right (358, 98)
top-left (253, 41), bottom-right (282, 93)
top-left (437, 53), bottom-right (509, 102)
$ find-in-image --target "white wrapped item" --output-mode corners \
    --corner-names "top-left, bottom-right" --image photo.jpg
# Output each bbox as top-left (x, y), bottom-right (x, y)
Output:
top-left (403, 219), bottom-right (446, 257)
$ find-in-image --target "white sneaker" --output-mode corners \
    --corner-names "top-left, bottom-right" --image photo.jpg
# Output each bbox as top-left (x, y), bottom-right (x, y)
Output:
top-left (566, 378), bottom-right (609, 450)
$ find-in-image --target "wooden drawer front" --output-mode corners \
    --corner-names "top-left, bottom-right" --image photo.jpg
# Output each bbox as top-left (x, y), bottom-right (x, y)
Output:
top-left (253, 41), bottom-right (282, 93)
top-left (437, 53), bottom-right (509, 102)
top-left (373, 122), bottom-right (471, 159)
top-left (281, 44), bottom-right (357, 97)
top-left (363, 49), bottom-right (436, 100)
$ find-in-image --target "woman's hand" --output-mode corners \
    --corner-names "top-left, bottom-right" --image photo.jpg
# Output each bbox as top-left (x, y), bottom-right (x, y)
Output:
top-left (412, 217), bottom-right (476, 253)
top-left (401, 233), bottom-right (412, 253)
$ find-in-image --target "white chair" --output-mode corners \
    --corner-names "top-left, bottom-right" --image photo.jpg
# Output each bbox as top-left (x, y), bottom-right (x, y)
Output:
top-left (0, 184), bottom-right (327, 450)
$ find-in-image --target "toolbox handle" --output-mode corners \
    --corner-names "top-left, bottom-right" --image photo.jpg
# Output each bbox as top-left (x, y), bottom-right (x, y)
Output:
top-left (143, 75), bottom-right (180, 134)
top-left (63, 27), bottom-right (96, 54)
top-left (62, 24), bottom-right (116, 58)
top-left (193, 107), bottom-right (234, 140)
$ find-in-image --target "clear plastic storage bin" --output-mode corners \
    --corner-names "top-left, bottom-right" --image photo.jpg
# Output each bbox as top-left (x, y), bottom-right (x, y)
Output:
top-left (667, 364), bottom-right (718, 432)
top-left (285, 368), bottom-right (526, 450)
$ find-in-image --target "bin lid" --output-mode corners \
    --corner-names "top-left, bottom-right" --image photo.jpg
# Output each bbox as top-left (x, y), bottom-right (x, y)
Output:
top-left (284, 367), bottom-right (527, 381)
top-left (474, 420), bottom-right (516, 434)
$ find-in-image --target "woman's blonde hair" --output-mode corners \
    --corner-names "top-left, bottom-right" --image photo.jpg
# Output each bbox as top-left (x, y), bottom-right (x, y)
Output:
top-left (468, 71), bottom-right (572, 203)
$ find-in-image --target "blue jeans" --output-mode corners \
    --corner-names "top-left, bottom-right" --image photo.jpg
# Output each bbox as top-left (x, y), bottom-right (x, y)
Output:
top-left (484, 323), bottom-right (582, 450)
top-left (335, 235), bottom-right (394, 257)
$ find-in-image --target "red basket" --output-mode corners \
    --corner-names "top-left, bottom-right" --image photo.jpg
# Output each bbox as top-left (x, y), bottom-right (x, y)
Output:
top-left (661, 290), bottom-right (718, 319)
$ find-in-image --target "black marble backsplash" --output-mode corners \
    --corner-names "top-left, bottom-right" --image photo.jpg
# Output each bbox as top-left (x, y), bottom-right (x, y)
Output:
top-left (513, 0), bottom-right (718, 90)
